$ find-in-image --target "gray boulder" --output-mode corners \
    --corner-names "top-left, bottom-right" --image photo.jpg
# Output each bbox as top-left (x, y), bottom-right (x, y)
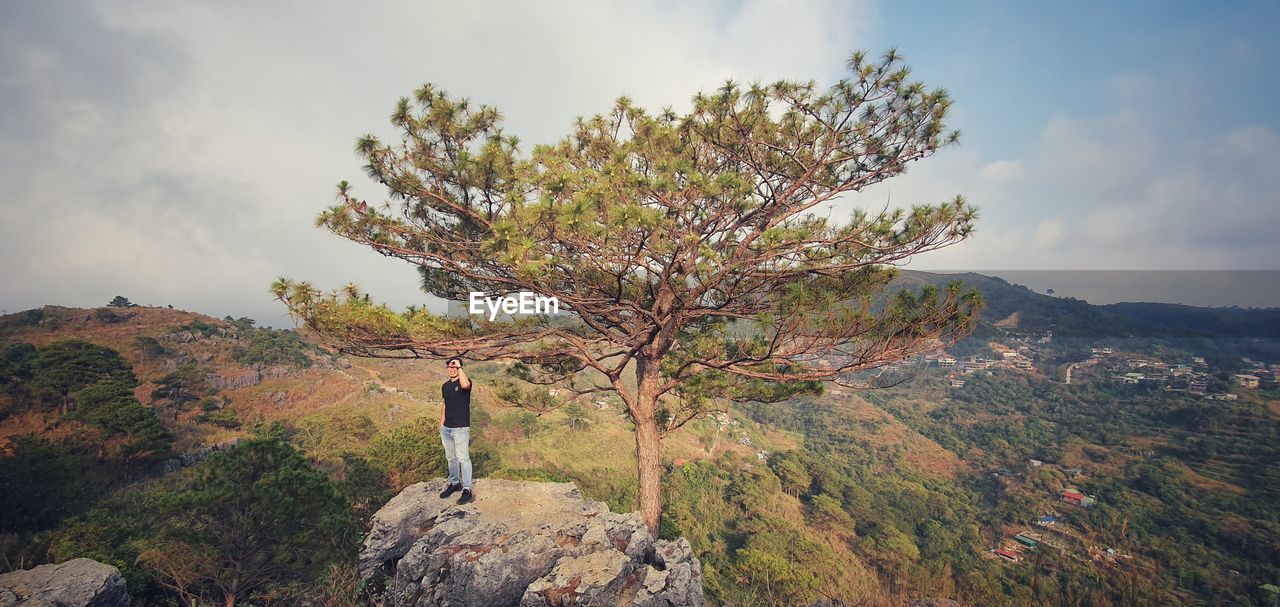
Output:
top-left (359, 479), bottom-right (704, 606)
top-left (0, 558), bottom-right (128, 607)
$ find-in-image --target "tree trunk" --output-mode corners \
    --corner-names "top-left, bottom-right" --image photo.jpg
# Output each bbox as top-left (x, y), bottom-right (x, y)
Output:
top-left (633, 355), bottom-right (664, 539)
top-left (634, 411), bottom-right (662, 539)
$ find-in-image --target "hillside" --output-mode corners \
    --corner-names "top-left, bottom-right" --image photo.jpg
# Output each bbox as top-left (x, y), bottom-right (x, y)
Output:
top-left (2, 289), bottom-right (1278, 606)
top-left (897, 270), bottom-right (1280, 339)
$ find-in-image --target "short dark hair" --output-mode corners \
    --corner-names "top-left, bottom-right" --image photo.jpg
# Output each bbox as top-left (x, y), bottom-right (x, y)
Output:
top-left (446, 357), bottom-right (463, 367)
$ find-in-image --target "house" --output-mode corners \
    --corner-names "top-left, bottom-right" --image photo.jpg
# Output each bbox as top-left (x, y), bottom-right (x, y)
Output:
top-left (1028, 459), bottom-right (1043, 467)
top-left (1067, 467), bottom-right (1083, 478)
top-left (993, 548), bottom-right (1021, 562)
top-left (938, 357), bottom-right (956, 368)
top-left (1002, 351), bottom-right (1020, 359)
top-left (1034, 515), bottom-right (1057, 527)
top-left (950, 379), bottom-right (965, 388)
top-left (1015, 359), bottom-right (1034, 370)
top-left (1061, 489), bottom-right (1096, 507)
top-left (1014, 534), bottom-right (1039, 548)
top-left (1118, 373), bottom-right (1143, 384)
top-left (1233, 374), bottom-right (1260, 389)
top-left (1192, 356), bottom-right (1206, 365)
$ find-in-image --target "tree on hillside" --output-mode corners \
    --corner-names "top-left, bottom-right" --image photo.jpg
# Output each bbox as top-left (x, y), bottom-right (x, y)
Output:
top-left (273, 50), bottom-right (981, 536)
top-left (70, 379), bottom-right (172, 473)
top-left (563, 402), bottom-right (589, 431)
top-left (108, 296), bottom-right (135, 308)
top-left (150, 364), bottom-right (209, 420)
top-left (0, 435), bottom-right (87, 533)
top-left (30, 340), bottom-right (138, 416)
top-left (138, 438), bottom-right (357, 607)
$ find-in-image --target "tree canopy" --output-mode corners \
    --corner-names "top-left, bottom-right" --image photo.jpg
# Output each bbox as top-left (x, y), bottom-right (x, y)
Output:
top-left (274, 49), bottom-right (981, 534)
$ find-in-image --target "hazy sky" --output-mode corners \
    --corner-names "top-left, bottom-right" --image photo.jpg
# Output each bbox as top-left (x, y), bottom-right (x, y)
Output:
top-left (2, 1), bottom-right (1277, 326)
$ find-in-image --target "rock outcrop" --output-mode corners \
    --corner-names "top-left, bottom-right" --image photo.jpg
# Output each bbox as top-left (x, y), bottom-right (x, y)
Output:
top-left (359, 479), bottom-right (704, 607)
top-left (207, 370), bottom-right (261, 390)
top-left (161, 437), bottom-right (243, 473)
top-left (0, 558), bottom-right (128, 607)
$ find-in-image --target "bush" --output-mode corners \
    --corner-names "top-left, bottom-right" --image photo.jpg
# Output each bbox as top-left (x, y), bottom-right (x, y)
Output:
top-left (232, 328), bottom-right (313, 368)
top-left (0, 435), bottom-right (88, 533)
top-left (94, 308), bottom-right (125, 324)
top-left (367, 416), bottom-right (496, 491)
top-left (196, 410), bottom-right (240, 429)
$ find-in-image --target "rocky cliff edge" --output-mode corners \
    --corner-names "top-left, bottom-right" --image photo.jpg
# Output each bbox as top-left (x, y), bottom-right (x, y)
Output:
top-left (358, 479), bottom-right (704, 607)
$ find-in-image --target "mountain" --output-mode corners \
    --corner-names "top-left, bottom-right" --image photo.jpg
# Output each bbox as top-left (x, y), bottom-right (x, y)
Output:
top-left (896, 270), bottom-right (1280, 339)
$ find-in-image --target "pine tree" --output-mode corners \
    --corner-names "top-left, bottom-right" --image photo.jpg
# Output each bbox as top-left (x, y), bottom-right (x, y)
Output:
top-left (274, 50), bottom-right (982, 536)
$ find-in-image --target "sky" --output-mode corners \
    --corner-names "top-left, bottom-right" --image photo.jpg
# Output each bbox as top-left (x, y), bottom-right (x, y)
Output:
top-left (2, 1), bottom-right (1277, 327)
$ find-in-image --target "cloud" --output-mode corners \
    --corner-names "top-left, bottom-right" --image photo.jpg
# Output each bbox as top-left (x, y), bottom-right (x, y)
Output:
top-left (978, 159), bottom-right (1022, 183)
top-left (0, 0), bottom-right (874, 326)
top-left (854, 67), bottom-right (1280, 272)
top-left (1030, 218), bottom-right (1065, 252)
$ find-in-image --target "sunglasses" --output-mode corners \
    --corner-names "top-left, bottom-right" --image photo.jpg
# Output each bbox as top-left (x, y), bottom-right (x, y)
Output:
top-left (446, 363), bottom-right (461, 369)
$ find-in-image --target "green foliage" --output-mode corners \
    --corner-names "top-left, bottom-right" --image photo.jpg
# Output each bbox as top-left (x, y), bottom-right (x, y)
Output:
top-left (335, 453), bottom-right (394, 526)
top-left (69, 379), bottom-right (172, 467)
top-left (94, 307), bottom-right (125, 323)
top-left (562, 402), bottom-right (588, 431)
top-left (140, 438), bottom-right (359, 605)
top-left (108, 296), bottom-right (134, 308)
top-left (29, 339), bottom-right (137, 404)
top-left (222, 315), bottom-right (256, 333)
top-left (172, 318), bottom-right (222, 338)
top-left (810, 493), bottom-right (854, 530)
top-left (366, 416), bottom-right (496, 490)
top-left (231, 327), bottom-right (313, 368)
top-left (276, 50), bottom-right (988, 541)
top-left (734, 516), bottom-right (841, 606)
top-left (0, 342), bottom-right (37, 407)
top-left (12, 308), bottom-right (44, 326)
top-left (42, 503), bottom-right (168, 603)
top-left (132, 335), bottom-right (167, 359)
top-left (150, 363), bottom-right (209, 417)
top-left (0, 435), bottom-right (88, 533)
top-left (768, 452), bottom-right (812, 498)
top-left (195, 410), bottom-right (240, 429)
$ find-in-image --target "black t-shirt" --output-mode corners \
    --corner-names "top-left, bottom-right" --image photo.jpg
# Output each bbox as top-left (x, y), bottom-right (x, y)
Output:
top-left (442, 378), bottom-right (472, 428)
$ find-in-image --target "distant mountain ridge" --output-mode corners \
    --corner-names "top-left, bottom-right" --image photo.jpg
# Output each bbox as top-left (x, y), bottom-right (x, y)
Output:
top-left (896, 270), bottom-right (1280, 339)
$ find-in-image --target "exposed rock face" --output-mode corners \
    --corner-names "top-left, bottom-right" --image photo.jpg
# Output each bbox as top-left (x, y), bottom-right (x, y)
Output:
top-left (161, 437), bottom-right (243, 473)
top-left (359, 479), bottom-right (704, 607)
top-left (207, 370), bottom-right (261, 390)
top-left (0, 558), bottom-right (128, 607)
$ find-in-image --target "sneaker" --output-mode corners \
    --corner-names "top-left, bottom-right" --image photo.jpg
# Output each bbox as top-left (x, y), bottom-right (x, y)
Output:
top-left (457, 488), bottom-right (474, 505)
top-left (439, 482), bottom-right (462, 499)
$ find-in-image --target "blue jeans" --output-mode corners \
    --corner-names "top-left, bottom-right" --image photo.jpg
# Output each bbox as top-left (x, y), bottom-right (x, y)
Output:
top-left (440, 426), bottom-right (472, 489)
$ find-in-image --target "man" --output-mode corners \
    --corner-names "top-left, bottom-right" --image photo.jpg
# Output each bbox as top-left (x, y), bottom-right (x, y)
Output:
top-left (438, 357), bottom-right (474, 504)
